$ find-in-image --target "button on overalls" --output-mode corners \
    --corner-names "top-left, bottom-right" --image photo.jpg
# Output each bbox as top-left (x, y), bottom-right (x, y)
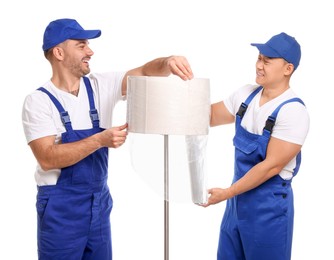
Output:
top-left (218, 87), bottom-right (304, 260)
top-left (36, 77), bottom-right (113, 260)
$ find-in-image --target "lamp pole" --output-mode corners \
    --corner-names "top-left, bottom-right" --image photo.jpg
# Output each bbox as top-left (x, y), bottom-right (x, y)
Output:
top-left (164, 135), bottom-right (169, 260)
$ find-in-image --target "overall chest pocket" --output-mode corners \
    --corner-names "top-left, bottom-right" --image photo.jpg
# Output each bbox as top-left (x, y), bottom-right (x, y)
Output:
top-left (233, 135), bottom-right (258, 155)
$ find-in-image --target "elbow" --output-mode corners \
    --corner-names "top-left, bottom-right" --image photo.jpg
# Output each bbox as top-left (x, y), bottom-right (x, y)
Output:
top-left (38, 160), bottom-right (55, 172)
top-left (268, 165), bottom-right (285, 179)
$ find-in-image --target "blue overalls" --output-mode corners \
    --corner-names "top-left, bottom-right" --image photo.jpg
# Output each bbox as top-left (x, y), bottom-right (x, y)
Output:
top-left (218, 87), bottom-right (304, 260)
top-left (36, 77), bottom-right (113, 260)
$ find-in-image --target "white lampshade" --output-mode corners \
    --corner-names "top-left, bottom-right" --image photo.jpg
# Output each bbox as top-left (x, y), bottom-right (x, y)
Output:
top-left (126, 76), bottom-right (210, 135)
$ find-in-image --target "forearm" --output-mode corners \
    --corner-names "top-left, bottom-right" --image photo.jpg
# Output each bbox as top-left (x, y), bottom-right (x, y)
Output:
top-left (229, 139), bottom-right (302, 197)
top-left (125, 57), bottom-right (172, 79)
top-left (122, 55), bottom-right (193, 95)
top-left (210, 101), bottom-right (235, 127)
top-left (30, 133), bottom-right (102, 171)
top-left (205, 137), bottom-right (302, 207)
top-left (141, 56), bottom-right (173, 76)
top-left (228, 161), bottom-right (281, 197)
top-left (31, 124), bottom-right (128, 171)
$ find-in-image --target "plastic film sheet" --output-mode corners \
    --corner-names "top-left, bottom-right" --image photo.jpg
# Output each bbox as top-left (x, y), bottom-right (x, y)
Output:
top-left (129, 134), bottom-right (209, 204)
top-left (185, 135), bottom-right (208, 205)
top-left (126, 76), bottom-right (210, 204)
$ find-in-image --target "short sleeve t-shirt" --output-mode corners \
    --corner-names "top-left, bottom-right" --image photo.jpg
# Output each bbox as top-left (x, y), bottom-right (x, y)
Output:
top-left (22, 71), bottom-right (125, 185)
top-left (224, 84), bottom-right (310, 179)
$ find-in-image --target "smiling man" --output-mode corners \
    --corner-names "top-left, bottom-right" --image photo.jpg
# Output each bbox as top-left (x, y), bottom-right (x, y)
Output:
top-left (22, 18), bottom-right (193, 260)
top-left (202, 32), bottom-right (310, 260)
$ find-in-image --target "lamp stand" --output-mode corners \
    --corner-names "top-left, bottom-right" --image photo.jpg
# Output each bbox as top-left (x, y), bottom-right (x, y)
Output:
top-left (164, 135), bottom-right (169, 260)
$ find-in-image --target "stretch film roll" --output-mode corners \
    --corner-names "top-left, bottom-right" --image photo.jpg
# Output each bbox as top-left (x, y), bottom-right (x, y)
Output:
top-left (126, 76), bottom-right (210, 204)
top-left (127, 76), bottom-right (210, 135)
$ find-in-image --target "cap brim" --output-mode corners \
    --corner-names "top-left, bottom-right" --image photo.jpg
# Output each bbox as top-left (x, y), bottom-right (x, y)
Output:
top-left (250, 43), bottom-right (281, 58)
top-left (71, 29), bottom-right (101, 40)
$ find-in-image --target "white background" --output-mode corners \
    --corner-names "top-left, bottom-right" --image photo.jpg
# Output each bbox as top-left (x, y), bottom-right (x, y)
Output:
top-left (1, 0), bottom-right (333, 259)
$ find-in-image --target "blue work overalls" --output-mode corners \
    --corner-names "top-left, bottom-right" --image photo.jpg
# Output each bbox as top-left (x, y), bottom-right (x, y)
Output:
top-left (36, 77), bottom-right (113, 260)
top-left (218, 87), bottom-right (304, 260)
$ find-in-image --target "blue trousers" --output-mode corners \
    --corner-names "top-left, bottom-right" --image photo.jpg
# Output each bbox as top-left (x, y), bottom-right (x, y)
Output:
top-left (37, 183), bottom-right (113, 260)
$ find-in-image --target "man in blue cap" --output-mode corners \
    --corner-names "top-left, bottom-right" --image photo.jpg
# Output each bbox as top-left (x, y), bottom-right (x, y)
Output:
top-left (202, 32), bottom-right (310, 259)
top-left (22, 18), bottom-right (193, 260)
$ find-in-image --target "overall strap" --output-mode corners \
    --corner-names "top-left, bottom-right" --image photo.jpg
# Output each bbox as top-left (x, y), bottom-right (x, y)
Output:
top-left (263, 97), bottom-right (305, 136)
top-left (236, 86), bottom-right (263, 119)
top-left (37, 87), bottom-right (73, 131)
top-left (83, 77), bottom-right (100, 128)
top-left (236, 86), bottom-right (263, 126)
top-left (263, 97), bottom-right (305, 177)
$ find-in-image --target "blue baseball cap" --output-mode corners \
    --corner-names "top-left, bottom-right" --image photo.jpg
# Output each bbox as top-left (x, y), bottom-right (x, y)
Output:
top-left (42, 18), bottom-right (101, 51)
top-left (251, 32), bottom-right (301, 70)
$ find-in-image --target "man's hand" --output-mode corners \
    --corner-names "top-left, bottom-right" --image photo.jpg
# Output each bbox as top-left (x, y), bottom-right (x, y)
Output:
top-left (200, 187), bottom-right (233, 208)
top-left (99, 123), bottom-right (128, 148)
top-left (165, 55), bottom-right (194, 80)
top-left (122, 55), bottom-right (194, 95)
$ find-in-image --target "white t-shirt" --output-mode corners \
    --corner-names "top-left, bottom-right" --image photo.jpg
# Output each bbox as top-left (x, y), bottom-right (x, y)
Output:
top-left (224, 84), bottom-right (310, 179)
top-left (22, 71), bottom-right (125, 186)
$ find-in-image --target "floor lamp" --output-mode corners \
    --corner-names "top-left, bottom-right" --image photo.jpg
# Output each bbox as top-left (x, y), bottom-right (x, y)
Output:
top-left (126, 76), bottom-right (210, 260)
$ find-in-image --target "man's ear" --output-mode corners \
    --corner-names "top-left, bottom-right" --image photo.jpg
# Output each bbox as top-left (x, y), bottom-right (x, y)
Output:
top-left (52, 46), bottom-right (64, 61)
top-left (285, 63), bottom-right (294, 76)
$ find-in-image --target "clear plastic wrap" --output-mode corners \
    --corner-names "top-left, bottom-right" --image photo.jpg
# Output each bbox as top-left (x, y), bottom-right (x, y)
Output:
top-left (126, 76), bottom-right (210, 204)
top-left (128, 133), bottom-right (209, 204)
top-left (185, 135), bottom-right (208, 205)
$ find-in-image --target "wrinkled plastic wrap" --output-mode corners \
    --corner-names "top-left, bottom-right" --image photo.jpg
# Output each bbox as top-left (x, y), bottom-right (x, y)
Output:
top-left (185, 135), bottom-right (208, 204)
top-left (126, 76), bottom-right (210, 204)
